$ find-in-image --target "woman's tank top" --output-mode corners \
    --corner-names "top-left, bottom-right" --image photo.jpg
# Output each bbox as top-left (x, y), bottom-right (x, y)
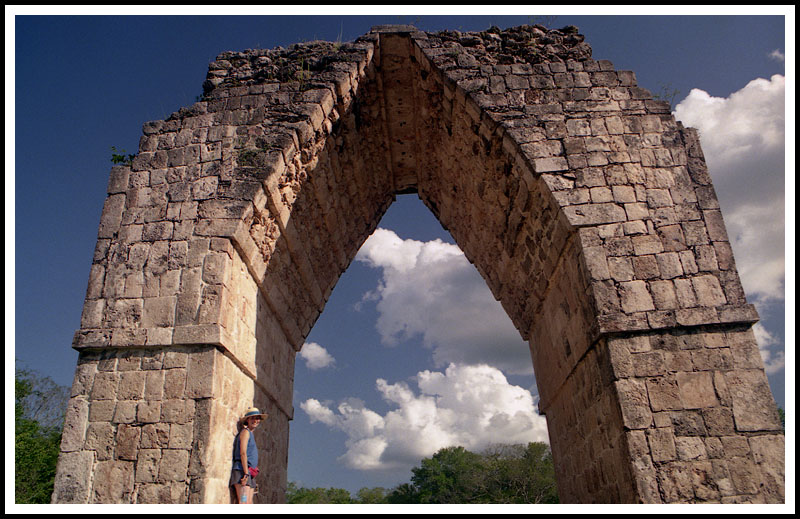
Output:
top-left (232, 428), bottom-right (258, 471)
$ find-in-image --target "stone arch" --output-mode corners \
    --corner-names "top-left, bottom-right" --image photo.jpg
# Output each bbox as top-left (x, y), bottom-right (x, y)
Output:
top-left (53, 25), bottom-right (784, 504)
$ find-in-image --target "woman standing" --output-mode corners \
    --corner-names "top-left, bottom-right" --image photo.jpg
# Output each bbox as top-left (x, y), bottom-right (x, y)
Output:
top-left (230, 407), bottom-right (267, 504)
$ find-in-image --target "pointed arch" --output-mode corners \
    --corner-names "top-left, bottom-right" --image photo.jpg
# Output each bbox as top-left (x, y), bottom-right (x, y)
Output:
top-left (54, 25), bottom-right (784, 504)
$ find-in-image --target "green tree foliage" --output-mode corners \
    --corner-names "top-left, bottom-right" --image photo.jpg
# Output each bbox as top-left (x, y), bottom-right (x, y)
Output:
top-left (480, 442), bottom-right (559, 503)
top-left (15, 368), bottom-right (69, 504)
top-left (388, 442), bottom-right (558, 504)
top-left (285, 481), bottom-right (355, 504)
top-left (355, 487), bottom-right (390, 504)
top-left (286, 482), bottom-right (392, 504)
top-left (386, 483), bottom-right (420, 504)
top-left (288, 442), bottom-right (558, 504)
top-left (408, 446), bottom-right (486, 503)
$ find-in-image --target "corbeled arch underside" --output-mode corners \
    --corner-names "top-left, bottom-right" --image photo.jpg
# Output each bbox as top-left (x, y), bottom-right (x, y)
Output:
top-left (54, 24), bottom-right (783, 504)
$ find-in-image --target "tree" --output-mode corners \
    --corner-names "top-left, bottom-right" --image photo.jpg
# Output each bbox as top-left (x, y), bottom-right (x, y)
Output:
top-left (481, 442), bottom-right (558, 503)
top-left (409, 446), bottom-right (487, 503)
top-left (15, 367), bottom-right (68, 503)
top-left (287, 442), bottom-right (560, 504)
top-left (391, 442), bottom-right (559, 504)
top-left (387, 483), bottom-right (420, 504)
top-left (355, 487), bottom-right (390, 504)
top-left (285, 482), bottom-right (354, 504)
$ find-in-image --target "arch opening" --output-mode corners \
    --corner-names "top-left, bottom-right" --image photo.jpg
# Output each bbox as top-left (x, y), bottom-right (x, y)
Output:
top-left (289, 194), bottom-right (546, 495)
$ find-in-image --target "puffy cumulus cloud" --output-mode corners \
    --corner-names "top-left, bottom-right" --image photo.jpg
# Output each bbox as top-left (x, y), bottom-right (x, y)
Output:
top-left (752, 323), bottom-right (785, 375)
top-left (301, 363), bottom-right (549, 471)
top-left (355, 228), bottom-right (533, 375)
top-left (673, 75), bottom-right (785, 304)
top-left (299, 342), bottom-right (335, 370)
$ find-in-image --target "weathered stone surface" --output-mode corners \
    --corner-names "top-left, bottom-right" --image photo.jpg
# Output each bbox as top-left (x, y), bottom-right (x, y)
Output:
top-left (725, 370), bottom-right (783, 432)
top-left (51, 451), bottom-right (95, 503)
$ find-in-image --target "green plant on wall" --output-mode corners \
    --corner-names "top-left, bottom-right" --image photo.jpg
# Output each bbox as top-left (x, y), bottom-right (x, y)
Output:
top-left (295, 56), bottom-right (312, 90)
top-left (110, 146), bottom-right (136, 167)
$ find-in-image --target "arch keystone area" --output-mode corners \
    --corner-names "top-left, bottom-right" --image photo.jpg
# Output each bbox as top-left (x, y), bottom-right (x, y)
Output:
top-left (52, 24), bottom-right (784, 504)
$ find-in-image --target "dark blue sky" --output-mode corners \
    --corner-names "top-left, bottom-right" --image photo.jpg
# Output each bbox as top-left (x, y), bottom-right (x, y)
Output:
top-left (11, 11), bottom-right (789, 496)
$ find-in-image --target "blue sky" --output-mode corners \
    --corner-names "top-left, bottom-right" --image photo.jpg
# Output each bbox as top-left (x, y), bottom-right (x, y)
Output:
top-left (8, 7), bottom-right (793, 497)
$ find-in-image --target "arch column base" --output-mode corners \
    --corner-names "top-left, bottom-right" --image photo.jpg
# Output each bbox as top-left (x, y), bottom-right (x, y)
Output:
top-left (539, 323), bottom-right (785, 503)
top-left (51, 343), bottom-right (293, 504)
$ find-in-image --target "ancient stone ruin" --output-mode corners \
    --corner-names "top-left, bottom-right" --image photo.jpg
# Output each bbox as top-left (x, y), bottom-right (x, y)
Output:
top-left (51, 24), bottom-right (784, 504)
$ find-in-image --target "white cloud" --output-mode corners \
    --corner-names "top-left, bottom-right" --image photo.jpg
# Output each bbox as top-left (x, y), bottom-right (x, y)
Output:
top-left (752, 323), bottom-right (785, 375)
top-left (673, 74), bottom-right (785, 304)
top-left (299, 341), bottom-right (336, 370)
top-left (301, 363), bottom-right (549, 471)
top-left (768, 49), bottom-right (785, 62)
top-left (355, 228), bottom-right (533, 375)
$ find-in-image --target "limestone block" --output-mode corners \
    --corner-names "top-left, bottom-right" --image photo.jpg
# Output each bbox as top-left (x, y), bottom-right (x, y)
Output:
top-left (51, 451), bottom-right (95, 503)
top-left (185, 348), bottom-right (219, 399)
top-left (630, 234), bottom-right (663, 256)
top-left (140, 423), bottom-right (170, 449)
top-left (615, 378), bottom-right (652, 429)
top-left (113, 401), bottom-right (138, 424)
top-left (691, 274), bottom-right (727, 307)
top-left (657, 224), bottom-right (686, 252)
top-left (649, 280), bottom-right (678, 310)
top-left (87, 264), bottom-right (106, 299)
top-left (202, 252), bottom-right (231, 285)
top-left (632, 255), bottom-right (660, 280)
top-left (70, 361), bottom-right (98, 399)
top-left (607, 256), bottom-right (634, 282)
top-left (701, 406), bottom-right (736, 435)
top-left (169, 423), bottom-right (194, 450)
top-left (647, 427), bottom-right (677, 462)
top-left (146, 326), bottom-right (174, 346)
top-left (657, 462), bottom-right (695, 502)
top-left (582, 246), bottom-right (611, 280)
top-left (90, 372), bottom-right (119, 401)
top-left (117, 371), bottom-right (146, 400)
top-left (59, 398), bottom-right (90, 452)
top-left (618, 280), bottom-right (655, 313)
top-left (674, 436), bottom-right (707, 461)
top-left (87, 400), bottom-right (114, 423)
top-left (137, 401), bottom-right (162, 423)
top-left (646, 375), bottom-right (682, 412)
top-left (725, 370), bottom-right (782, 432)
top-left (676, 371), bottom-right (718, 409)
top-left (98, 194), bottom-right (126, 239)
top-left (93, 460), bottom-right (135, 503)
top-left (670, 410), bottom-right (707, 436)
top-left (159, 449), bottom-right (190, 482)
top-left (161, 399), bottom-right (196, 424)
top-left (164, 368), bottom-right (188, 399)
top-left (726, 456), bottom-right (761, 495)
top-left (85, 422), bottom-right (115, 460)
top-left (175, 269), bottom-right (203, 327)
top-left (135, 449), bottom-right (162, 483)
top-left (142, 296), bottom-right (177, 328)
top-left (632, 351), bottom-right (665, 377)
top-left (116, 424), bottom-right (141, 460)
top-left (749, 435), bottom-right (785, 502)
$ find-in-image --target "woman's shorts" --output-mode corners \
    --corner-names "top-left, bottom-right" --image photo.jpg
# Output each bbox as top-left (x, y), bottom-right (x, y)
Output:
top-left (229, 468), bottom-right (257, 488)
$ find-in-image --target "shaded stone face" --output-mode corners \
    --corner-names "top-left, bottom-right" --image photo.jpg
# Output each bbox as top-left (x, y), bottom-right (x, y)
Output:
top-left (53, 24), bottom-right (783, 504)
